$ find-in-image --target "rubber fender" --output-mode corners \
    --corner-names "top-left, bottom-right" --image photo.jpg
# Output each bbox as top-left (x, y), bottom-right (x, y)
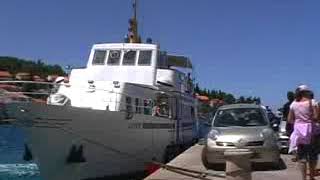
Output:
top-left (23, 144), bottom-right (33, 161)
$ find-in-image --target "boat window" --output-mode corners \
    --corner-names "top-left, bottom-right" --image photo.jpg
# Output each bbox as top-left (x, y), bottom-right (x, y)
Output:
top-left (191, 107), bottom-right (195, 119)
top-left (135, 98), bottom-right (141, 113)
top-left (138, 50), bottom-right (152, 66)
top-left (181, 105), bottom-right (191, 119)
top-left (157, 51), bottom-right (168, 68)
top-left (152, 95), bottom-right (170, 118)
top-left (143, 99), bottom-right (152, 115)
top-left (92, 50), bottom-right (106, 65)
top-left (122, 50), bottom-right (137, 66)
top-left (107, 50), bottom-right (121, 65)
top-left (126, 96), bottom-right (132, 112)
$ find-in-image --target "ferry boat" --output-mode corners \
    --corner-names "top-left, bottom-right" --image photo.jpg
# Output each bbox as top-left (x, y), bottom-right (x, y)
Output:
top-left (4, 1), bottom-right (198, 179)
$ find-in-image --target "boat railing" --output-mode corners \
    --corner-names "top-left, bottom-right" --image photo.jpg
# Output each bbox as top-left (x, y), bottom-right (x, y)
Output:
top-left (0, 80), bottom-right (172, 119)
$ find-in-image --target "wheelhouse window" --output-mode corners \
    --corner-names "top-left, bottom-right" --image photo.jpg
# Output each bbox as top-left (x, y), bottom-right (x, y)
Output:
top-left (107, 50), bottom-right (121, 65)
top-left (138, 50), bottom-right (152, 66)
top-left (122, 50), bottom-right (137, 66)
top-left (92, 50), bottom-right (106, 65)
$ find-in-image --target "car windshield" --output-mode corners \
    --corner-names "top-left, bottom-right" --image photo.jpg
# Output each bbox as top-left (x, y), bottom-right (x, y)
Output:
top-left (213, 108), bottom-right (268, 127)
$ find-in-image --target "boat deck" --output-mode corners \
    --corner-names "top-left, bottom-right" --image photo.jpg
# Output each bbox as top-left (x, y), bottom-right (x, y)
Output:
top-left (145, 144), bottom-right (315, 180)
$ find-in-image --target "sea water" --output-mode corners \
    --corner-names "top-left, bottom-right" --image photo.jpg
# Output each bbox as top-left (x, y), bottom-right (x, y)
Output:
top-left (0, 126), bottom-right (42, 180)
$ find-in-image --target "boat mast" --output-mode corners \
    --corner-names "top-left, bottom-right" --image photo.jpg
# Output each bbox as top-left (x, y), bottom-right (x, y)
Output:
top-left (128, 0), bottom-right (141, 43)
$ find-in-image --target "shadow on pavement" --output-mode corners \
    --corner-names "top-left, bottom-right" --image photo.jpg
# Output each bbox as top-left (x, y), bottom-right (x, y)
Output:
top-left (252, 158), bottom-right (287, 171)
top-left (207, 158), bottom-right (287, 172)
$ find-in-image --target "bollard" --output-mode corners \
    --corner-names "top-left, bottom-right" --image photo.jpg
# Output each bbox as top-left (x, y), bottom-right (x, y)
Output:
top-left (224, 149), bottom-right (253, 180)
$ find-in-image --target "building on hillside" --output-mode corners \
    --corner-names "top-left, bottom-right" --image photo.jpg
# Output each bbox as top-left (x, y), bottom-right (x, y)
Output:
top-left (196, 94), bottom-right (210, 104)
top-left (0, 84), bottom-right (21, 92)
top-left (210, 98), bottom-right (225, 107)
top-left (0, 71), bottom-right (13, 81)
top-left (47, 75), bottom-right (59, 82)
top-left (33, 75), bottom-right (45, 82)
top-left (16, 72), bottom-right (31, 80)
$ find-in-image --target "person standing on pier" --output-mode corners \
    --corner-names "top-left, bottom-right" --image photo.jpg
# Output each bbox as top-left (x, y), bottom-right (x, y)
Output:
top-left (283, 91), bottom-right (295, 135)
top-left (288, 85), bottom-right (319, 180)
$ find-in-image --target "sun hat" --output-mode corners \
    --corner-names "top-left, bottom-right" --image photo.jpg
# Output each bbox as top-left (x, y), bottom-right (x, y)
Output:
top-left (297, 84), bottom-right (311, 92)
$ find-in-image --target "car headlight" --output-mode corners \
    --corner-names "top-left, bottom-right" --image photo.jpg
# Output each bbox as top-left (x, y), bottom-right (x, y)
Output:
top-left (260, 128), bottom-right (274, 138)
top-left (260, 128), bottom-right (278, 145)
top-left (47, 94), bottom-right (69, 106)
top-left (207, 130), bottom-right (220, 141)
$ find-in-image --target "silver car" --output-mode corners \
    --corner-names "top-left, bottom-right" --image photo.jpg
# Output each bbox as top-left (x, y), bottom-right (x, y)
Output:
top-left (202, 104), bottom-right (280, 168)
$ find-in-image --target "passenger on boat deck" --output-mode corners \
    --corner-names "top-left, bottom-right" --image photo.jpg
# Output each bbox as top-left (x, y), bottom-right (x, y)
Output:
top-left (160, 102), bottom-right (169, 117)
top-left (152, 104), bottom-right (161, 116)
top-left (186, 73), bottom-right (193, 93)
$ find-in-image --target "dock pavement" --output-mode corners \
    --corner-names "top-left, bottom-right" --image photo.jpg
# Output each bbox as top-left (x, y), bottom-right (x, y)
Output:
top-left (145, 144), bottom-right (313, 180)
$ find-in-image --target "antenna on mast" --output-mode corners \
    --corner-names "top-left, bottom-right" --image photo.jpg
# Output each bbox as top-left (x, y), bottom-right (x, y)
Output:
top-left (133, 0), bottom-right (137, 20)
top-left (128, 0), bottom-right (141, 43)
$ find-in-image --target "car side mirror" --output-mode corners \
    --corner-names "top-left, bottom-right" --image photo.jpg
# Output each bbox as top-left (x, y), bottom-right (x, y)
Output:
top-left (271, 123), bottom-right (279, 132)
top-left (204, 122), bottom-right (211, 127)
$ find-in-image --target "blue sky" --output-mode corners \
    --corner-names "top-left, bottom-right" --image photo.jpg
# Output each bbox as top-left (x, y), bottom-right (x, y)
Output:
top-left (1, 0), bottom-right (320, 109)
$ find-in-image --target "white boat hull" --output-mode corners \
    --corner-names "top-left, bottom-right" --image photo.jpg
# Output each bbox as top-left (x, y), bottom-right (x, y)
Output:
top-left (9, 103), bottom-right (195, 180)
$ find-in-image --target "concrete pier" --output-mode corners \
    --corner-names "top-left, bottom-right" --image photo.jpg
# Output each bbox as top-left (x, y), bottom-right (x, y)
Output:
top-left (145, 144), bottom-right (306, 180)
top-left (224, 149), bottom-right (253, 180)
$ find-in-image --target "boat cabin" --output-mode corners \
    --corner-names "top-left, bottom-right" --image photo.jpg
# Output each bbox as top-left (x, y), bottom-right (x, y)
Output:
top-left (70, 43), bottom-right (193, 94)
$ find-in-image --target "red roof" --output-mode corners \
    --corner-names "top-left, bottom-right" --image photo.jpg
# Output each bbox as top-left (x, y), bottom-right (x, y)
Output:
top-left (47, 75), bottom-right (59, 82)
top-left (197, 95), bottom-right (210, 102)
top-left (16, 72), bottom-right (31, 80)
top-left (0, 71), bottom-right (12, 78)
top-left (0, 84), bottom-right (21, 92)
top-left (210, 99), bottom-right (225, 106)
top-left (33, 75), bottom-right (45, 82)
top-left (34, 78), bottom-right (45, 82)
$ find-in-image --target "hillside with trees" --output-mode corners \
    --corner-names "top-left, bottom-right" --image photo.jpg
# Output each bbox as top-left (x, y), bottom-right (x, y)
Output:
top-left (194, 83), bottom-right (261, 104)
top-left (0, 56), bottom-right (66, 77)
top-left (194, 83), bottom-right (261, 116)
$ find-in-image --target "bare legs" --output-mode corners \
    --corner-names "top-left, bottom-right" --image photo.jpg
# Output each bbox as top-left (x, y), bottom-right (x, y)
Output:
top-left (309, 160), bottom-right (317, 180)
top-left (298, 161), bottom-right (307, 180)
top-left (298, 160), bottom-right (317, 180)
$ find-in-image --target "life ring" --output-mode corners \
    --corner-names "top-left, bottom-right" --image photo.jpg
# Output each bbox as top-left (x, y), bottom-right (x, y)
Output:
top-left (125, 110), bottom-right (134, 120)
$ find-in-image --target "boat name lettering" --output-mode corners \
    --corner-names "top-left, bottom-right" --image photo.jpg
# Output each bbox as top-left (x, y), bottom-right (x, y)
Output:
top-left (128, 123), bottom-right (143, 129)
top-left (128, 123), bottom-right (175, 129)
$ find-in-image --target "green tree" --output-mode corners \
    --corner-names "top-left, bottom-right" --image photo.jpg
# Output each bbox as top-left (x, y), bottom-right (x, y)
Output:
top-left (0, 56), bottom-right (66, 77)
top-left (194, 83), bottom-right (200, 94)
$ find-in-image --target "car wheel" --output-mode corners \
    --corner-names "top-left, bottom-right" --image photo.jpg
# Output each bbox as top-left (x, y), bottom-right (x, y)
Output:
top-left (280, 148), bottom-right (289, 154)
top-left (271, 159), bottom-right (282, 170)
top-left (201, 146), bottom-right (215, 169)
